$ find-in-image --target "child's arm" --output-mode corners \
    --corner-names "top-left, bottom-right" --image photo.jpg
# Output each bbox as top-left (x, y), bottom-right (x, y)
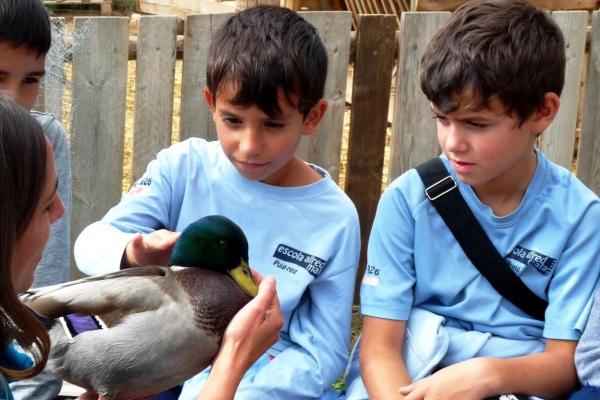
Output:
top-left (198, 276), bottom-right (283, 400)
top-left (398, 339), bottom-right (577, 399)
top-left (75, 146), bottom-right (180, 276)
top-left (360, 316), bottom-right (412, 399)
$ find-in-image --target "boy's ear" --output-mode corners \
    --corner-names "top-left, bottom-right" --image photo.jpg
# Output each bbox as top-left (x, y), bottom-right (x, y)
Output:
top-left (204, 87), bottom-right (216, 112)
top-left (530, 92), bottom-right (560, 134)
top-left (302, 100), bottom-right (328, 136)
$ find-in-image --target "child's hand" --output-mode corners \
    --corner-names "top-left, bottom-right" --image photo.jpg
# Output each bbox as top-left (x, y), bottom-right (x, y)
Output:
top-left (215, 275), bottom-right (284, 371)
top-left (122, 229), bottom-right (181, 268)
top-left (75, 391), bottom-right (107, 400)
top-left (398, 358), bottom-right (492, 400)
top-left (197, 275), bottom-right (283, 400)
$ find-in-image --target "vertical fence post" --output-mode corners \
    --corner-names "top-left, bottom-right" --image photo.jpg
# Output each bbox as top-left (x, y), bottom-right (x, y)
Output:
top-left (298, 11), bottom-right (352, 182)
top-left (345, 14), bottom-right (396, 301)
top-left (179, 13), bottom-right (232, 142)
top-left (540, 11), bottom-right (587, 169)
top-left (70, 17), bottom-right (129, 279)
top-left (388, 12), bottom-right (450, 182)
top-left (578, 11), bottom-right (600, 195)
top-left (131, 16), bottom-right (178, 184)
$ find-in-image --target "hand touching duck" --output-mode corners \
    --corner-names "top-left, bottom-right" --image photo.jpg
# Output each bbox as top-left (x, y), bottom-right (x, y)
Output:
top-left (22, 215), bottom-right (262, 399)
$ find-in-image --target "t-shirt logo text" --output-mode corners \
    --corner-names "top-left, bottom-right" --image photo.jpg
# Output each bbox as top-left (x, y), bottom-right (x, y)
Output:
top-left (273, 244), bottom-right (327, 277)
top-left (507, 245), bottom-right (557, 276)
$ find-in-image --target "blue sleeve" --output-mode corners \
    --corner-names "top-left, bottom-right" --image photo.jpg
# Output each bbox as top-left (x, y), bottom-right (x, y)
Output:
top-left (360, 176), bottom-right (418, 321)
top-left (75, 146), bottom-right (182, 275)
top-left (36, 117), bottom-right (71, 286)
top-left (236, 240), bottom-right (360, 398)
top-left (102, 147), bottom-right (178, 233)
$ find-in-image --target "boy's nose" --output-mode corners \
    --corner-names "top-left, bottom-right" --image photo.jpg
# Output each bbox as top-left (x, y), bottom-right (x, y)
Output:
top-left (238, 127), bottom-right (263, 157)
top-left (443, 124), bottom-right (468, 153)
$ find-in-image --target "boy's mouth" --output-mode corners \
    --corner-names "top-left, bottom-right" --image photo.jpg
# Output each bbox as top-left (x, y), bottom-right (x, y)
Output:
top-left (236, 160), bottom-right (268, 170)
top-left (451, 159), bottom-right (475, 173)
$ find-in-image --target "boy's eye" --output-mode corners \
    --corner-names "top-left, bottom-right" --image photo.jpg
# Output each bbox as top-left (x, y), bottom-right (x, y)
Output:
top-left (432, 114), bottom-right (449, 125)
top-left (467, 121), bottom-right (488, 129)
top-left (23, 76), bottom-right (42, 85)
top-left (223, 116), bottom-right (242, 126)
top-left (265, 121), bottom-right (285, 129)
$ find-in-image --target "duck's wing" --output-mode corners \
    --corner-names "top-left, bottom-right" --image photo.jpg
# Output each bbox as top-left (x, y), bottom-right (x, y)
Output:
top-left (22, 266), bottom-right (175, 325)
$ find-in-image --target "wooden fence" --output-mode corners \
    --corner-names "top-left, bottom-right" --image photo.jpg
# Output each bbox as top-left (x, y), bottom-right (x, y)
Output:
top-left (44, 0), bottom-right (112, 15)
top-left (38, 11), bottom-right (600, 288)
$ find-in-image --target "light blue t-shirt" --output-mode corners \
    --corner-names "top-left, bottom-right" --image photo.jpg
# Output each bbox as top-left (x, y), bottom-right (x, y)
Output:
top-left (361, 151), bottom-right (600, 362)
top-left (75, 138), bottom-right (361, 400)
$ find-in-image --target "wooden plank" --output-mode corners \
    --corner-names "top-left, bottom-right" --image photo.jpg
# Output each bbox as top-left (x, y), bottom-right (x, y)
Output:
top-left (44, 0), bottom-right (112, 14)
top-left (100, 1), bottom-right (112, 14)
top-left (282, 0), bottom-right (302, 10)
top-left (578, 11), bottom-right (600, 195)
top-left (528, 0), bottom-right (598, 10)
top-left (179, 13), bottom-right (232, 142)
top-left (131, 16), bottom-right (177, 184)
top-left (344, 14), bottom-right (396, 300)
top-left (540, 11), bottom-right (587, 169)
top-left (415, 0), bottom-right (464, 10)
top-left (416, 0), bottom-right (599, 11)
top-left (388, 12), bottom-right (450, 182)
top-left (44, 0), bottom-right (109, 3)
top-left (236, 0), bottom-right (280, 9)
top-left (298, 11), bottom-right (352, 182)
top-left (138, 0), bottom-right (236, 16)
top-left (70, 17), bottom-right (129, 279)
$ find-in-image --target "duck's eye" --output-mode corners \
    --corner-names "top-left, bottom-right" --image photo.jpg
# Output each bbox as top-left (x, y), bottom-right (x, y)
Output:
top-left (219, 239), bottom-right (228, 249)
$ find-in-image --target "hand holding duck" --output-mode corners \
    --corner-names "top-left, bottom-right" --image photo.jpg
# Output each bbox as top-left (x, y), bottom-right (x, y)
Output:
top-left (22, 215), bottom-right (259, 400)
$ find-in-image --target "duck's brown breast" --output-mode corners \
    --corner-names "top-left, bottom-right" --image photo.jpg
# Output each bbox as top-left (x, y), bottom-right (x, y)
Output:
top-left (173, 268), bottom-right (252, 337)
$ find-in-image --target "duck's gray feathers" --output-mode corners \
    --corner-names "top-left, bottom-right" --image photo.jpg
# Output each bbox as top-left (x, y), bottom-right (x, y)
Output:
top-left (22, 266), bottom-right (249, 399)
top-left (23, 266), bottom-right (170, 322)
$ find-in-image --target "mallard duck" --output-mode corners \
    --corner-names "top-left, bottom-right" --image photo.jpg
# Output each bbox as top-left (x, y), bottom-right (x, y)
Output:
top-left (22, 215), bottom-right (258, 399)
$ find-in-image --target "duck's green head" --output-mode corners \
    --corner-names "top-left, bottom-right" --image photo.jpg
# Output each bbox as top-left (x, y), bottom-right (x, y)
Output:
top-left (170, 215), bottom-right (258, 297)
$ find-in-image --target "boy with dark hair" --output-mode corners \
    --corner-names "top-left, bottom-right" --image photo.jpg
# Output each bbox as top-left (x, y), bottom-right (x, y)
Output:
top-left (0, 0), bottom-right (72, 398)
top-left (343, 1), bottom-right (600, 399)
top-left (75, 5), bottom-right (360, 400)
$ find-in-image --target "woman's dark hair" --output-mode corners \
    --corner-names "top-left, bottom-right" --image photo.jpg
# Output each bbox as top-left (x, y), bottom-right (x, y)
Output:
top-left (421, 0), bottom-right (565, 122)
top-left (206, 5), bottom-right (328, 118)
top-left (0, 95), bottom-right (50, 380)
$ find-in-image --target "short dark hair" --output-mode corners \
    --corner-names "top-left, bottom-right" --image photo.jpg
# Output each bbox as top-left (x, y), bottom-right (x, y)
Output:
top-left (0, 0), bottom-right (51, 56)
top-left (206, 5), bottom-right (328, 118)
top-left (420, 0), bottom-right (565, 122)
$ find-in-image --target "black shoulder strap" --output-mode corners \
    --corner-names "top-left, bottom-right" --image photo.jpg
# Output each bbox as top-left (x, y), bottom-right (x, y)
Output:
top-left (415, 158), bottom-right (547, 321)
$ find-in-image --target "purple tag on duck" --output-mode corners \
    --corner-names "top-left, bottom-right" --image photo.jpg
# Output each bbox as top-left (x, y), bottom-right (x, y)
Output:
top-left (60, 314), bottom-right (105, 338)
